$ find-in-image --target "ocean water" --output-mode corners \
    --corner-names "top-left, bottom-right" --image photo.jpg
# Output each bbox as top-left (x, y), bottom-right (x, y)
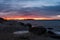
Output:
top-left (18, 20), bottom-right (60, 30)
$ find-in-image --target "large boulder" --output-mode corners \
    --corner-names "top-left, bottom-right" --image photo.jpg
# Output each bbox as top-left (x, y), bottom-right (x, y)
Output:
top-left (30, 26), bottom-right (46, 35)
top-left (26, 24), bottom-right (47, 35)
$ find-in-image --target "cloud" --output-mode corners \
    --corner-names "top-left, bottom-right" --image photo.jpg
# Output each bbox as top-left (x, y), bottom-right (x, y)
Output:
top-left (0, 0), bottom-right (59, 12)
top-left (0, 5), bottom-right (60, 18)
top-left (41, 5), bottom-right (60, 16)
top-left (0, 0), bottom-right (59, 10)
top-left (0, 0), bottom-right (60, 19)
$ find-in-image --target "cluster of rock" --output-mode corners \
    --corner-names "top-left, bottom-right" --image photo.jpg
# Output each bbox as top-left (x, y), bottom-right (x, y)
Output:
top-left (0, 17), bottom-right (46, 35)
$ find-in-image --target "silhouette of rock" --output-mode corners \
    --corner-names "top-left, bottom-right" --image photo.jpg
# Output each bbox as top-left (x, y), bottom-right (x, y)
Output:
top-left (26, 23), bottom-right (32, 29)
top-left (30, 26), bottom-right (46, 35)
top-left (48, 28), bottom-right (53, 30)
top-left (48, 31), bottom-right (60, 39)
top-left (18, 22), bottom-right (25, 26)
top-left (26, 24), bottom-right (46, 35)
top-left (0, 17), bottom-right (6, 23)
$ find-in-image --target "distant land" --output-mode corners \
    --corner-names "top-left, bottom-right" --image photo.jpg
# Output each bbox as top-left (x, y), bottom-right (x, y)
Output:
top-left (14, 19), bottom-right (60, 21)
top-left (1, 17), bottom-right (60, 21)
top-left (16, 19), bottom-right (60, 21)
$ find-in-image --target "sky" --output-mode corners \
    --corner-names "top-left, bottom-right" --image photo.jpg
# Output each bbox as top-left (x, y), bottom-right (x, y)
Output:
top-left (0, 0), bottom-right (60, 20)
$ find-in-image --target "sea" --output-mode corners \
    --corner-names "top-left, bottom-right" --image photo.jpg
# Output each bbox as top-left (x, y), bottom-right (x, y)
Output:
top-left (18, 20), bottom-right (60, 31)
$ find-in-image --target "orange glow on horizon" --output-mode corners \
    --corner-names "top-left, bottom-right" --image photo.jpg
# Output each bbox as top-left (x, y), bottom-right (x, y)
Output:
top-left (4, 17), bottom-right (55, 20)
top-left (33, 18), bottom-right (56, 20)
top-left (3, 16), bottom-right (45, 20)
top-left (3, 16), bottom-right (59, 20)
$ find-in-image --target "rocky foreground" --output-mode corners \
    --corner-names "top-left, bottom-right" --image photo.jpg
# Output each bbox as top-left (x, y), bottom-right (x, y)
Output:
top-left (0, 32), bottom-right (59, 40)
top-left (0, 18), bottom-right (59, 40)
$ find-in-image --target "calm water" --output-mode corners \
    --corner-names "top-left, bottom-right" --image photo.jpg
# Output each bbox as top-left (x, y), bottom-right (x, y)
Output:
top-left (18, 20), bottom-right (60, 30)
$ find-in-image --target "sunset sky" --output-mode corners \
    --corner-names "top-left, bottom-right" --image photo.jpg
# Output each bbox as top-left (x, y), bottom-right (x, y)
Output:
top-left (0, 0), bottom-right (60, 20)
